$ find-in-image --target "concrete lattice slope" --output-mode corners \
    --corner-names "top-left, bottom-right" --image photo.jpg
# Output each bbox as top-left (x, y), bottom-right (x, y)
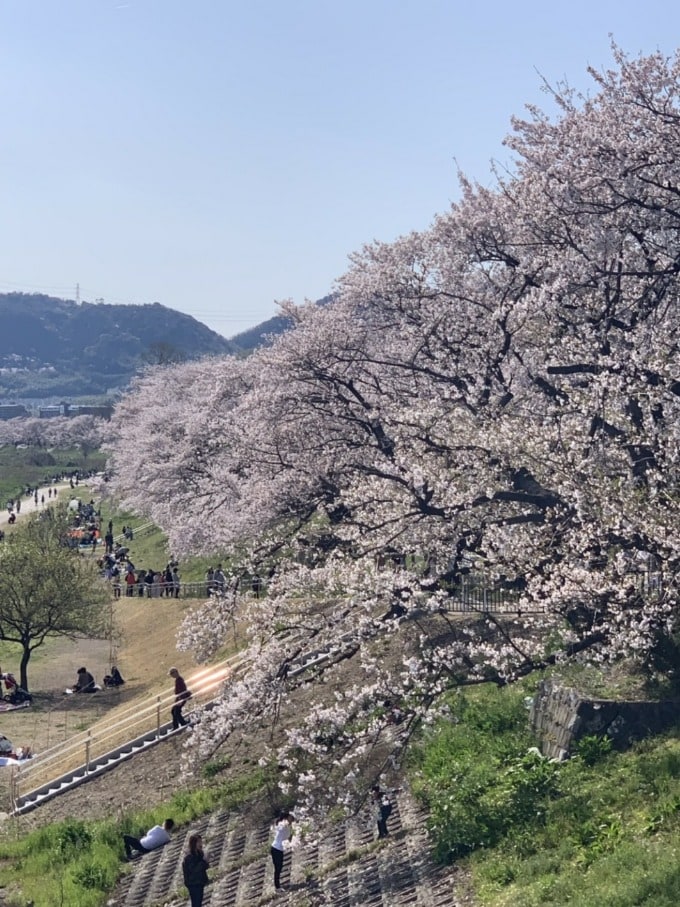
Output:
top-left (112, 787), bottom-right (469, 907)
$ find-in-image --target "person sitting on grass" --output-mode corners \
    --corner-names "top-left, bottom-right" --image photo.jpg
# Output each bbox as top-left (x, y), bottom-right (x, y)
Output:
top-left (123, 818), bottom-right (175, 861)
top-left (0, 735), bottom-right (32, 760)
top-left (73, 667), bottom-right (96, 693)
top-left (103, 666), bottom-right (125, 688)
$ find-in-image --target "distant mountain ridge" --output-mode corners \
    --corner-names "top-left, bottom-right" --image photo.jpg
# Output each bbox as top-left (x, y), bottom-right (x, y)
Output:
top-left (0, 292), bottom-right (235, 398)
top-left (229, 311), bottom-right (293, 351)
top-left (0, 292), bottom-right (330, 400)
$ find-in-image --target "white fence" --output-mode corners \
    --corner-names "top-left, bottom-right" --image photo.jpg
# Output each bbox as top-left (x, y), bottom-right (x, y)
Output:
top-left (9, 653), bottom-right (247, 811)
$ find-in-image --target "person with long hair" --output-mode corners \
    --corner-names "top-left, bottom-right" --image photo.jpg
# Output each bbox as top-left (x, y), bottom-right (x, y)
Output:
top-left (182, 832), bottom-right (210, 907)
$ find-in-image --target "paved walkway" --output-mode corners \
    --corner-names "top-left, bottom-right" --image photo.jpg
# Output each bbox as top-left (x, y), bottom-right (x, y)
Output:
top-left (112, 789), bottom-right (466, 907)
top-left (0, 481), bottom-right (84, 527)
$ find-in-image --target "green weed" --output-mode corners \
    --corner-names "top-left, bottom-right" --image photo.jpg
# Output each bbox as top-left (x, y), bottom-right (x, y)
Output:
top-left (0, 767), bottom-right (269, 906)
top-left (573, 734), bottom-right (613, 767)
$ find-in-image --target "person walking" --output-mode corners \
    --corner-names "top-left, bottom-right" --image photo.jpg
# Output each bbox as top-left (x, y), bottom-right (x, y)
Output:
top-left (182, 833), bottom-right (210, 907)
top-left (270, 810), bottom-right (295, 893)
top-left (168, 666), bottom-right (191, 729)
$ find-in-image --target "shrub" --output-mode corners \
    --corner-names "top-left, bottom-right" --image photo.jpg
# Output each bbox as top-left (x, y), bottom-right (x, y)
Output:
top-left (53, 819), bottom-right (93, 858)
top-left (574, 734), bottom-right (613, 767)
top-left (411, 685), bottom-right (558, 862)
top-left (72, 860), bottom-right (112, 891)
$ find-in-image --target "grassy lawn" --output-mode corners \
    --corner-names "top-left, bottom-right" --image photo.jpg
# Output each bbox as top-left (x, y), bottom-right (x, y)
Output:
top-left (0, 445), bottom-right (106, 505)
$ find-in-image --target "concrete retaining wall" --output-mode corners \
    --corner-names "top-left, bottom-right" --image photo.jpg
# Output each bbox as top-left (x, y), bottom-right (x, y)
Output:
top-left (529, 679), bottom-right (680, 760)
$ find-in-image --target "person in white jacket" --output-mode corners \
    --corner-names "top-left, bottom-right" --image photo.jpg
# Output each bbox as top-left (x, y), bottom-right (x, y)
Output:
top-left (270, 811), bottom-right (295, 892)
top-left (123, 818), bottom-right (175, 860)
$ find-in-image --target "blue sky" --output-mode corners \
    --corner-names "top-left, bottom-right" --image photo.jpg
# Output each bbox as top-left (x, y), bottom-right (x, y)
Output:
top-left (1, 1), bottom-right (679, 339)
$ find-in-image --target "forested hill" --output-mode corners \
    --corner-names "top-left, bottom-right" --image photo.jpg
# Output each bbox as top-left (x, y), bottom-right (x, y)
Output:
top-left (0, 293), bottom-right (236, 398)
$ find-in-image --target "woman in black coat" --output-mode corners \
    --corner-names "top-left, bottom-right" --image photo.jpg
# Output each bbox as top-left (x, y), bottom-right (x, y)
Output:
top-left (182, 833), bottom-right (210, 907)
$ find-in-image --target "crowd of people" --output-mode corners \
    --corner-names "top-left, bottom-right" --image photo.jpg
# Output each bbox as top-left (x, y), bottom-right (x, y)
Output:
top-left (66, 498), bottom-right (102, 549)
top-left (4, 470), bottom-right (95, 519)
top-left (92, 513), bottom-right (183, 599)
top-left (102, 557), bottom-right (182, 599)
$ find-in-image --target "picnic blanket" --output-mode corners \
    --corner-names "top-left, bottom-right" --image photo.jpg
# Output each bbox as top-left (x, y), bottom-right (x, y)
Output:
top-left (0, 700), bottom-right (31, 713)
top-left (0, 755), bottom-right (32, 766)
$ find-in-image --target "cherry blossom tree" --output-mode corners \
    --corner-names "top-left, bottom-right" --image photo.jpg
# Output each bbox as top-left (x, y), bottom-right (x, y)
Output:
top-left (105, 47), bottom-right (680, 821)
top-left (0, 414), bottom-right (106, 450)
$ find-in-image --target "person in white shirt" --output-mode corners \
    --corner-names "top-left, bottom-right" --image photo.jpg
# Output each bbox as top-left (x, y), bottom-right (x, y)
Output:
top-left (123, 818), bottom-right (175, 860)
top-left (270, 811), bottom-right (295, 892)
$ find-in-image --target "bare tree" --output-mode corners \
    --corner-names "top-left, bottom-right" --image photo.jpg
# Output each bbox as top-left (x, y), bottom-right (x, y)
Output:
top-left (142, 341), bottom-right (187, 367)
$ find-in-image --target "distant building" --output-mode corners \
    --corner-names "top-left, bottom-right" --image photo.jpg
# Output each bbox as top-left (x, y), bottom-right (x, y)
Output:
top-left (0, 403), bottom-right (29, 420)
top-left (39, 405), bottom-right (65, 418)
top-left (68, 404), bottom-right (114, 419)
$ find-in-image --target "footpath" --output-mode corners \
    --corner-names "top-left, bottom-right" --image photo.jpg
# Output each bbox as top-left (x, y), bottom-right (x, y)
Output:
top-left (0, 480), bottom-right (82, 527)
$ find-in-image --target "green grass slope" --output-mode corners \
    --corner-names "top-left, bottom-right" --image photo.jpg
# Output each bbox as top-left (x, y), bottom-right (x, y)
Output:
top-left (411, 684), bottom-right (680, 907)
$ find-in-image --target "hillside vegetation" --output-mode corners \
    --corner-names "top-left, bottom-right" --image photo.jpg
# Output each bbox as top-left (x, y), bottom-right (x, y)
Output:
top-left (413, 684), bottom-right (680, 907)
top-left (101, 50), bottom-right (680, 836)
top-left (0, 489), bottom-right (677, 906)
top-left (0, 293), bottom-right (235, 397)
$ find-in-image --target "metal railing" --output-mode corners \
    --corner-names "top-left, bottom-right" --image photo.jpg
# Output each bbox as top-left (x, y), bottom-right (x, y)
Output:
top-left (114, 580), bottom-right (217, 599)
top-left (442, 570), bottom-right (663, 614)
top-left (9, 653), bottom-right (247, 811)
top-left (444, 581), bottom-right (527, 613)
top-left (112, 521), bottom-right (156, 545)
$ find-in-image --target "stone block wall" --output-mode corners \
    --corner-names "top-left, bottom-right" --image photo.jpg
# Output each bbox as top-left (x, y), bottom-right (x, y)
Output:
top-left (529, 679), bottom-right (680, 761)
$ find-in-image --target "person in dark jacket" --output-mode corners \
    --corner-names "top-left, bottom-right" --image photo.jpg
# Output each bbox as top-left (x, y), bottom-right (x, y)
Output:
top-left (182, 833), bottom-right (210, 907)
top-left (168, 666), bottom-right (190, 729)
top-left (371, 785), bottom-right (394, 839)
top-left (103, 666), bottom-right (125, 688)
top-left (73, 667), bottom-right (96, 693)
